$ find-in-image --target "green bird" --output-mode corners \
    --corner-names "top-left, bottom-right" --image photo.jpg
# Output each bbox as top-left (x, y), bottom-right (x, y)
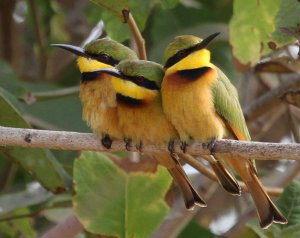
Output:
top-left (52, 38), bottom-right (138, 148)
top-left (161, 33), bottom-right (287, 228)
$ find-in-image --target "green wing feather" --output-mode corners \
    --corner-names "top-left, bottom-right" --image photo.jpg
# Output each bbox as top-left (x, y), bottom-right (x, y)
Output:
top-left (212, 67), bottom-right (251, 141)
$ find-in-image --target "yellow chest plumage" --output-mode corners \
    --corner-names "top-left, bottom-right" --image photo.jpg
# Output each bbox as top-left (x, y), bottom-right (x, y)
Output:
top-left (162, 51), bottom-right (226, 142)
top-left (116, 97), bottom-right (178, 144)
top-left (77, 57), bottom-right (123, 138)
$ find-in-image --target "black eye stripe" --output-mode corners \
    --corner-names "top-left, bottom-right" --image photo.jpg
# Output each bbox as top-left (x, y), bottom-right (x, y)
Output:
top-left (123, 75), bottom-right (160, 90)
top-left (164, 32), bottom-right (220, 69)
top-left (81, 71), bottom-right (160, 91)
top-left (164, 44), bottom-right (200, 69)
top-left (87, 53), bottom-right (119, 66)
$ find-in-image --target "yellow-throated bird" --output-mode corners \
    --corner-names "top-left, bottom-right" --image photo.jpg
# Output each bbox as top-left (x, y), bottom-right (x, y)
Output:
top-left (52, 38), bottom-right (138, 148)
top-left (91, 60), bottom-right (206, 209)
top-left (161, 33), bottom-right (287, 228)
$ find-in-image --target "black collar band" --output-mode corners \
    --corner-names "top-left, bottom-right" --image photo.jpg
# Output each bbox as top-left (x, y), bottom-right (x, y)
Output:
top-left (177, 67), bottom-right (212, 80)
top-left (81, 72), bottom-right (99, 82)
top-left (116, 93), bottom-right (143, 106)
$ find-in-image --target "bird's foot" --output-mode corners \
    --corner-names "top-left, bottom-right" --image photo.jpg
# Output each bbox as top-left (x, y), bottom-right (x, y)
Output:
top-left (180, 141), bottom-right (188, 153)
top-left (168, 140), bottom-right (175, 154)
top-left (136, 141), bottom-right (143, 153)
top-left (207, 138), bottom-right (217, 154)
top-left (124, 138), bottom-right (132, 151)
top-left (101, 134), bottom-right (112, 149)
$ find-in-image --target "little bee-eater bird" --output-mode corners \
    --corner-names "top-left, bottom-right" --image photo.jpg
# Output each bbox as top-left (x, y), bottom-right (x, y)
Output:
top-left (91, 60), bottom-right (206, 210)
top-left (52, 38), bottom-right (138, 148)
top-left (161, 33), bottom-right (287, 228)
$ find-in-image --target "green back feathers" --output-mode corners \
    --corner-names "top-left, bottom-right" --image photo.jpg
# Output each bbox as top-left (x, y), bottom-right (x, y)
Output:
top-left (84, 38), bottom-right (138, 61)
top-left (212, 67), bottom-right (251, 141)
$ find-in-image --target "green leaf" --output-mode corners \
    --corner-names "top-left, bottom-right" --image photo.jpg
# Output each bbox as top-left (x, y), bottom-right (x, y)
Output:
top-left (100, 10), bottom-right (131, 43)
top-left (90, 0), bottom-right (129, 20)
top-left (247, 219), bottom-right (279, 238)
top-left (160, 0), bottom-right (179, 9)
top-left (0, 60), bottom-right (28, 99)
top-left (276, 180), bottom-right (300, 227)
top-left (0, 208), bottom-right (37, 238)
top-left (178, 220), bottom-right (215, 238)
top-left (73, 151), bottom-right (172, 238)
top-left (277, 224), bottom-right (300, 238)
top-left (91, 1), bottom-right (179, 43)
top-left (229, 0), bottom-right (280, 65)
top-left (0, 87), bottom-right (67, 193)
top-left (238, 226), bottom-right (261, 238)
top-left (272, 0), bottom-right (300, 45)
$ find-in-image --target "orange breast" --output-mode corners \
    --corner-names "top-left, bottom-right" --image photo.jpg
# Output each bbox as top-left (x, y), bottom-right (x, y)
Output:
top-left (117, 98), bottom-right (178, 144)
top-left (79, 78), bottom-right (123, 139)
top-left (161, 72), bottom-right (226, 143)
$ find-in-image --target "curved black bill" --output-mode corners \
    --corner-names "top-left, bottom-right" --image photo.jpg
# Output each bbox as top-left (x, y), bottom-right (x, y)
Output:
top-left (51, 44), bottom-right (89, 58)
top-left (194, 32), bottom-right (220, 51)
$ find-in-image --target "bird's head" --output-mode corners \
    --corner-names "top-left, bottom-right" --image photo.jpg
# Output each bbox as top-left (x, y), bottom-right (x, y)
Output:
top-left (91, 60), bottom-right (164, 103)
top-left (52, 38), bottom-right (137, 73)
top-left (163, 33), bottom-right (219, 74)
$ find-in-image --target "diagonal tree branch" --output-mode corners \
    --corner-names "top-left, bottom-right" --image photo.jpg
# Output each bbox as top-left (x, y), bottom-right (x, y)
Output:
top-left (243, 76), bottom-right (300, 121)
top-left (0, 126), bottom-right (300, 160)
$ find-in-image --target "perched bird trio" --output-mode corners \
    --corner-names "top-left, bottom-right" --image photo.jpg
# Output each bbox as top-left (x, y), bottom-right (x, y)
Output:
top-left (53, 33), bottom-right (287, 229)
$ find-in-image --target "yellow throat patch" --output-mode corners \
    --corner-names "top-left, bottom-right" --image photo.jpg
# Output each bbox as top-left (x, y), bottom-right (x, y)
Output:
top-left (111, 77), bottom-right (158, 101)
top-left (77, 57), bottom-right (112, 73)
top-left (166, 49), bottom-right (213, 75)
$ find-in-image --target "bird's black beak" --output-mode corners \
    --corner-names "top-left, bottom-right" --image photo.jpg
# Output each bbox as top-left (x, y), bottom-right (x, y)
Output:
top-left (51, 44), bottom-right (90, 58)
top-left (91, 68), bottom-right (128, 80)
top-left (194, 32), bottom-right (220, 51)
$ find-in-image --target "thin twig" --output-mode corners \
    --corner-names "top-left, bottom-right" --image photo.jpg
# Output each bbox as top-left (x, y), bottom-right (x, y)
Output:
top-left (27, 0), bottom-right (47, 78)
top-left (180, 154), bottom-right (283, 196)
top-left (243, 76), bottom-right (300, 121)
top-left (0, 126), bottom-right (300, 160)
top-left (123, 10), bottom-right (147, 60)
top-left (31, 86), bottom-right (79, 102)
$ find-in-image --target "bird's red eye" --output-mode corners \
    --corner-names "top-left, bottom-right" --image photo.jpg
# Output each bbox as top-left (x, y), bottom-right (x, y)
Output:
top-left (99, 54), bottom-right (109, 62)
top-left (177, 50), bottom-right (185, 58)
top-left (136, 76), bottom-right (144, 83)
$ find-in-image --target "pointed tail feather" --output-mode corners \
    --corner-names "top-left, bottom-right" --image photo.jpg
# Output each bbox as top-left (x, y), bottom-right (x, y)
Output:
top-left (228, 157), bottom-right (287, 228)
top-left (153, 152), bottom-right (206, 209)
top-left (202, 155), bottom-right (241, 195)
top-left (209, 161), bottom-right (241, 195)
top-left (246, 172), bottom-right (287, 228)
top-left (168, 166), bottom-right (207, 209)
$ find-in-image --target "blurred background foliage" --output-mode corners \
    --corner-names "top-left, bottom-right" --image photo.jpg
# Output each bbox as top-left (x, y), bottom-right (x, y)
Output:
top-left (0, 0), bottom-right (300, 237)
